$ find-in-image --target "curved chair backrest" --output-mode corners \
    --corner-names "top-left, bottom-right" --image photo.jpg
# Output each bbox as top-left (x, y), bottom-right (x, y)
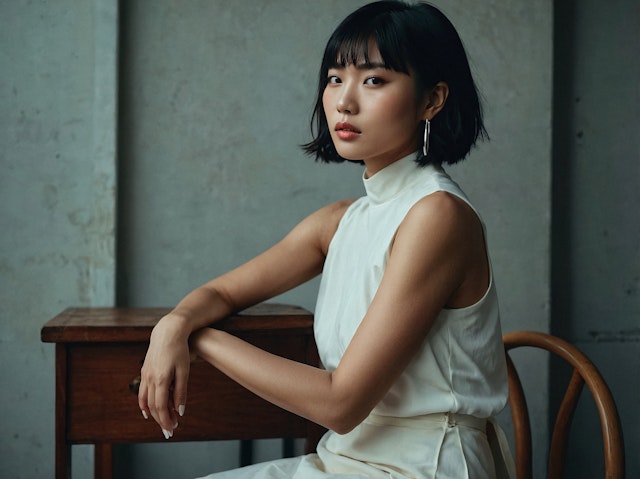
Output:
top-left (503, 331), bottom-right (625, 479)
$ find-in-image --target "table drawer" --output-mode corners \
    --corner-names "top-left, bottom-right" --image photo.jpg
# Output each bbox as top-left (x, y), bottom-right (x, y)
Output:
top-left (66, 335), bottom-right (312, 443)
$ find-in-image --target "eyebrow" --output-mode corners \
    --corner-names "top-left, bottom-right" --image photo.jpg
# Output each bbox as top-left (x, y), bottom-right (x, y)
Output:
top-left (330, 61), bottom-right (390, 70)
top-left (357, 62), bottom-right (389, 70)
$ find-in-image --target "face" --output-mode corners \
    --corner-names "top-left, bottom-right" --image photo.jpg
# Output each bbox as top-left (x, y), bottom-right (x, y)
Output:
top-left (322, 44), bottom-right (427, 175)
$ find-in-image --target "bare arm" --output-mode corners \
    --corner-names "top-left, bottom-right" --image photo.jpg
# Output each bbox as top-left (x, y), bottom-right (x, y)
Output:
top-left (138, 199), bottom-right (353, 436)
top-left (191, 192), bottom-right (489, 434)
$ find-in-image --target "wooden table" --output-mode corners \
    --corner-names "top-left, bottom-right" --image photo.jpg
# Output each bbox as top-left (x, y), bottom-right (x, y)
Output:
top-left (41, 304), bottom-right (324, 479)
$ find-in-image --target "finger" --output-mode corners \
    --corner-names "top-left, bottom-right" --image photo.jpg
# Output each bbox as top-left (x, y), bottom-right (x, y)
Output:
top-left (148, 380), bottom-right (171, 439)
top-left (173, 364), bottom-right (189, 418)
top-left (154, 379), bottom-right (175, 438)
top-left (167, 392), bottom-right (179, 430)
top-left (137, 377), bottom-right (150, 420)
top-left (147, 380), bottom-right (158, 424)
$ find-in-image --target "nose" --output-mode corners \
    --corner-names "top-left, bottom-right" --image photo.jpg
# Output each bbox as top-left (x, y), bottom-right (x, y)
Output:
top-left (336, 84), bottom-right (358, 114)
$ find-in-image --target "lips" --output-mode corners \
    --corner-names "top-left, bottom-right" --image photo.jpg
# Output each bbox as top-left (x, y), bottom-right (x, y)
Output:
top-left (335, 122), bottom-right (361, 133)
top-left (335, 122), bottom-right (361, 140)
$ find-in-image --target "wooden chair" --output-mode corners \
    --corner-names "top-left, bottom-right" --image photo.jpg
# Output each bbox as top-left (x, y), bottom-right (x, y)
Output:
top-left (503, 331), bottom-right (625, 479)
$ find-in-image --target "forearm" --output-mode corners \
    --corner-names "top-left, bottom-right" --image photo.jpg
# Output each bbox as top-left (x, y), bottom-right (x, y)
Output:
top-left (192, 328), bottom-right (362, 433)
top-left (165, 285), bottom-right (236, 335)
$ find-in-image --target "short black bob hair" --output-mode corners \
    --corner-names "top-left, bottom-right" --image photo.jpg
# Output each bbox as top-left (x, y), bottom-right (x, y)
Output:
top-left (303, 1), bottom-right (488, 166)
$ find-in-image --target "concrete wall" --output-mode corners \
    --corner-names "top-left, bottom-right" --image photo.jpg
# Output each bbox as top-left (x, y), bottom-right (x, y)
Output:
top-left (3, 0), bottom-right (633, 478)
top-left (553, 0), bottom-right (640, 476)
top-left (1, 1), bottom-right (117, 477)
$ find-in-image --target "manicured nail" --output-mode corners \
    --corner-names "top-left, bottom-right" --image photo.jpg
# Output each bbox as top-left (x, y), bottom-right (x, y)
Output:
top-left (162, 429), bottom-right (172, 439)
top-left (178, 404), bottom-right (186, 417)
top-left (141, 410), bottom-right (148, 420)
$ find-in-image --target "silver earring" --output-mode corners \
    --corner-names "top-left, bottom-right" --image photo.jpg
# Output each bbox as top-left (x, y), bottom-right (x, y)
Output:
top-left (422, 119), bottom-right (431, 157)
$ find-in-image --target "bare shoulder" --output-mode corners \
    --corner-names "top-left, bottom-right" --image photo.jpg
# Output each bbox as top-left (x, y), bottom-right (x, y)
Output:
top-left (393, 191), bottom-right (485, 268)
top-left (286, 198), bottom-right (356, 257)
top-left (401, 191), bottom-right (481, 238)
top-left (312, 199), bottom-right (357, 254)
top-left (316, 198), bottom-right (356, 214)
top-left (305, 198), bottom-right (355, 229)
top-left (395, 191), bottom-right (488, 308)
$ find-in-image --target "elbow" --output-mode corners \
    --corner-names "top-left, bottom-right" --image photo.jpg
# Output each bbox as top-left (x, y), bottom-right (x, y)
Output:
top-left (322, 400), bottom-right (371, 435)
top-left (329, 419), bottom-right (360, 435)
top-left (319, 374), bottom-right (379, 435)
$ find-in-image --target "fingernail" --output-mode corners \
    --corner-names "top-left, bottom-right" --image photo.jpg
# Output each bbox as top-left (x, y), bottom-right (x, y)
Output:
top-left (141, 410), bottom-right (148, 420)
top-left (178, 404), bottom-right (186, 417)
top-left (162, 429), bottom-right (172, 440)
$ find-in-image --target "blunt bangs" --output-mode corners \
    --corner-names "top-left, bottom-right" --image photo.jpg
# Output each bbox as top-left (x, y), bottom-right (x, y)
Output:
top-left (324, 16), bottom-right (410, 75)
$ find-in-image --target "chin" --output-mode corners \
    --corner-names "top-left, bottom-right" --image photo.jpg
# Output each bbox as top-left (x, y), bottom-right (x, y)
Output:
top-left (333, 147), bottom-right (365, 163)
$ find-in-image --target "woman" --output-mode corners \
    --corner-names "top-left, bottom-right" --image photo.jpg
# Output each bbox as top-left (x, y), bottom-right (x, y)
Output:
top-left (139, 2), bottom-right (511, 477)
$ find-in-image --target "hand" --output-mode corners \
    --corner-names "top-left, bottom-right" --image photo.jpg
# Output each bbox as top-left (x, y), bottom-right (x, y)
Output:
top-left (138, 314), bottom-right (191, 439)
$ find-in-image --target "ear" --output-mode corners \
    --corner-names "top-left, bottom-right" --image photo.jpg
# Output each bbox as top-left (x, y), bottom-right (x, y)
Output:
top-left (422, 82), bottom-right (449, 121)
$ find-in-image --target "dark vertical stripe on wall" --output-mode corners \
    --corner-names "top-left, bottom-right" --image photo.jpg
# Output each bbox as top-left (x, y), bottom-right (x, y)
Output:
top-left (550, 0), bottom-right (576, 340)
top-left (550, 0), bottom-right (577, 460)
top-left (115, 0), bottom-right (132, 308)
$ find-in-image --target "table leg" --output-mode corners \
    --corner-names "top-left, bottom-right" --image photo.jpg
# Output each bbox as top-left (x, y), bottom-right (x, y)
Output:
top-left (54, 441), bottom-right (70, 479)
top-left (94, 444), bottom-right (113, 479)
top-left (55, 345), bottom-right (70, 479)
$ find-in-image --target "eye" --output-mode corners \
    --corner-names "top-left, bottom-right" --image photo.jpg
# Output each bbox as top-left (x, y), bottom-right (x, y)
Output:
top-left (327, 75), bottom-right (341, 84)
top-left (364, 76), bottom-right (385, 86)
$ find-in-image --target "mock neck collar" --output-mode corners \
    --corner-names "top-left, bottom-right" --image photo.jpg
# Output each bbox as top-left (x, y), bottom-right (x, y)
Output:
top-left (363, 153), bottom-right (423, 205)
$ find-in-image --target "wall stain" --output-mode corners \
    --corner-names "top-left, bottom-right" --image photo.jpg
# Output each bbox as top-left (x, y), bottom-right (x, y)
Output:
top-left (626, 276), bottom-right (639, 296)
top-left (587, 328), bottom-right (640, 343)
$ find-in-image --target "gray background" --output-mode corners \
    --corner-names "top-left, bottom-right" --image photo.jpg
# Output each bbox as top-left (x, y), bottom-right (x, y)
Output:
top-left (1, 0), bottom-right (637, 478)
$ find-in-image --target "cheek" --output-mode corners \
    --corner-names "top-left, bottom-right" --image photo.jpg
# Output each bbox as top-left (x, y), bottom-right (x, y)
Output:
top-left (374, 94), bottom-right (421, 131)
top-left (322, 88), bottom-right (332, 116)
top-left (398, 93), bottom-right (421, 118)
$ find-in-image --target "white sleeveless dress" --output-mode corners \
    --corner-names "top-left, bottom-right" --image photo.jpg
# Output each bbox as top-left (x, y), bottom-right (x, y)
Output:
top-left (197, 154), bottom-right (509, 478)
